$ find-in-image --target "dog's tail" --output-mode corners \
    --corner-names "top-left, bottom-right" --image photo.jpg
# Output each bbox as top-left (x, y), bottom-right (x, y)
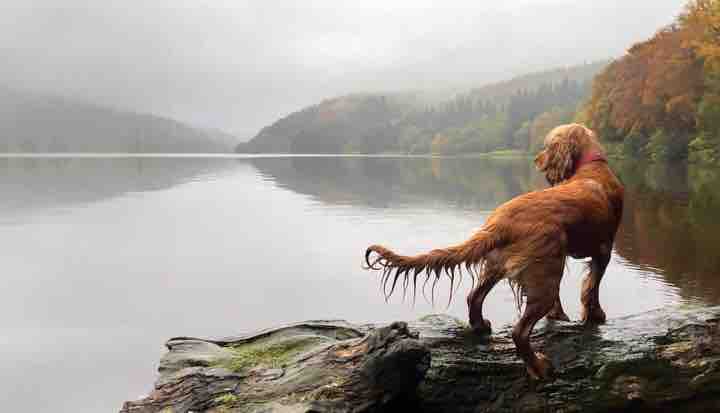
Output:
top-left (364, 230), bottom-right (500, 304)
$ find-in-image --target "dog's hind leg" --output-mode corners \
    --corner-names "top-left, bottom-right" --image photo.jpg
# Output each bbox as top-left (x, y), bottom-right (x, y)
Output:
top-left (511, 259), bottom-right (563, 380)
top-left (581, 246), bottom-right (611, 324)
top-left (467, 275), bottom-right (500, 335)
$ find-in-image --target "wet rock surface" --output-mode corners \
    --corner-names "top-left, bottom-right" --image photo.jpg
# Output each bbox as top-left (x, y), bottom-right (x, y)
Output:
top-left (121, 306), bottom-right (720, 412)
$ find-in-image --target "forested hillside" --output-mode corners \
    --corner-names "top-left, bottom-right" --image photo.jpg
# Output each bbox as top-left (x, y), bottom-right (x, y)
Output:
top-left (581, 0), bottom-right (720, 163)
top-left (243, 0), bottom-right (720, 161)
top-left (237, 62), bottom-right (607, 155)
top-left (0, 88), bottom-right (238, 153)
top-left (235, 94), bottom-right (414, 154)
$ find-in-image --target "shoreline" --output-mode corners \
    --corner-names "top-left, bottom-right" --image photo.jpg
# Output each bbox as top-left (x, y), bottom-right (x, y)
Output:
top-left (0, 150), bottom-right (531, 159)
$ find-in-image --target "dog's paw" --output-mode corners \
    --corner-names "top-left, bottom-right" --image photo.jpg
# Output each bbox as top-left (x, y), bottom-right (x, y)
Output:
top-left (470, 318), bottom-right (492, 336)
top-left (546, 309), bottom-right (570, 322)
top-left (527, 352), bottom-right (555, 381)
top-left (581, 306), bottom-right (607, 324)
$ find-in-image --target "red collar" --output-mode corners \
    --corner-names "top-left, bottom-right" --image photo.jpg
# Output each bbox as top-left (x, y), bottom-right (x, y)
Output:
top-left (575, 151), bottom-right (607, 171)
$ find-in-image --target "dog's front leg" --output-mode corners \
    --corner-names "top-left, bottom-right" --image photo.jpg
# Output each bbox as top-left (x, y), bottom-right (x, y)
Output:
top-left (581, 247), bottom-right (611, 324)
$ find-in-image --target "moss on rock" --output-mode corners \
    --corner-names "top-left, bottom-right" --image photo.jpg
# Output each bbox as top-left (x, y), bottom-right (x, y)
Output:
top-left (218, 335), bottom-right (329, 372)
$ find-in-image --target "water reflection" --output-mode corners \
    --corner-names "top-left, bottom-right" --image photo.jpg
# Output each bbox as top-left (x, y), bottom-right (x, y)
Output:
top-left (250, 156), bottom-right (545, 211)
top-left (0, 157), bottom-right (240, 220)
top-left (4, 155), bottom-right (718, 306)
top-left (249, 156), bottom-right (720, 307)
top-left (2, 155), bottom-right (719, 413)
top-left (613, 160), bottom-right (720, 304)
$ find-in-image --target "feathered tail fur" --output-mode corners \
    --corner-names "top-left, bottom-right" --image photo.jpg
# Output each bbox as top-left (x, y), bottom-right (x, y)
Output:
top-left (364, 230), bottom-right (499, 304)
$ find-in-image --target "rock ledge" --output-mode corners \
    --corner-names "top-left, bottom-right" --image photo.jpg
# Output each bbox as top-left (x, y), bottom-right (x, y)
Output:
top-left (121, 306), bottom-right (720, 412)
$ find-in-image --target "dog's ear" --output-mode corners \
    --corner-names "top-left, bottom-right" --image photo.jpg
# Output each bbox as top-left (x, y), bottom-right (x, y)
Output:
top-left (536, 124), bottom-right (585, 185)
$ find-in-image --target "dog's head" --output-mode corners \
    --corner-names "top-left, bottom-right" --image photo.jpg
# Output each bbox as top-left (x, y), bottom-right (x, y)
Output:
top-left (534, 123), bottom-right (601, 186)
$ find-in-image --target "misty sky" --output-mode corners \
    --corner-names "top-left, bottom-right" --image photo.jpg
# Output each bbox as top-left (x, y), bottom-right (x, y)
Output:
top-left (1, 0), bottom-right (687, 138)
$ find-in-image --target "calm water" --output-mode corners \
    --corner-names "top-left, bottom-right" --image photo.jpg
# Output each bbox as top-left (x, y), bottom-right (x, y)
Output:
top-left (2, 155), bottom-right (720, 412)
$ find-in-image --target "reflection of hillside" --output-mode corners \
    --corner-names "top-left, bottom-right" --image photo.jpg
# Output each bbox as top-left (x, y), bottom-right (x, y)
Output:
top-left (613, 161), bottom-right (720, 304)
top-left (248, 157), bottom-right (542, 211)
top-left (251, 156), bottom-right (720, 306)
top-left (0, 157), bottom-right (239, 217)
top-left (8, 155), bottom-right (719, 306)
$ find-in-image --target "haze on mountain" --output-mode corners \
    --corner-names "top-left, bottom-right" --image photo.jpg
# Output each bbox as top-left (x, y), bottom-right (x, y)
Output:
top-left (1, 0), bottom-right (686, 141)
top-left (0, 87), bottom-right (238, 153)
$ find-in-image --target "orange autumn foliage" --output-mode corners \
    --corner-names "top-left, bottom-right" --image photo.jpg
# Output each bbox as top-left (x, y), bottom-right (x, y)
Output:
top-left (682, 0), bottom-right (720, 70)
top-left (584, 22), bottom-right (705, 138)
top-left (582, 0), bottom-right (720, 163)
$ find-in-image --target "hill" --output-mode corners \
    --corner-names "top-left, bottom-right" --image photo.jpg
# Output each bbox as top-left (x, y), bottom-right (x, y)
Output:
top-left (236, 94), bottom-right (415, 154)
top-left (237, 62), bottom-right (608, 155)
top-left (0, 88), bottom-right (238, 153)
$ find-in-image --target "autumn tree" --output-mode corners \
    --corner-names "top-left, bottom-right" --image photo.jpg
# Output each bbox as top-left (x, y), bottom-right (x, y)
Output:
top-left (583, 0), bottom-right (720, 162)
top-left (683, 0), bottom-right (720, 162)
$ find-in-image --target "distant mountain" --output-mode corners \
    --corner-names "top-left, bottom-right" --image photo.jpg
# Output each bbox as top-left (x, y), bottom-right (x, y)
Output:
top-left (237, 61), bottom-right (608, 155)
top-left (0, 88), bottom-right (238, 153)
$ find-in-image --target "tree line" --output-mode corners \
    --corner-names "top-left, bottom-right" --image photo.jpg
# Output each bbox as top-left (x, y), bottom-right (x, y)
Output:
top-left (242, 0), bottom-right (720, 164)
top-left (580, 0), bottom-right (720, 164)
top-left (237, 63), bottom-right (603, 155)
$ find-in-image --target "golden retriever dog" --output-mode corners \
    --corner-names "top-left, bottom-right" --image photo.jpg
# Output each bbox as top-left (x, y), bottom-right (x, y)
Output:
top-left (364, 124), bottom-right (624, 380)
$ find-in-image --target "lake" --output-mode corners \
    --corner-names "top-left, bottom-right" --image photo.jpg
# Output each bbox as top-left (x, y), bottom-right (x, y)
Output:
top-left (2, 155), bottom-right (720, 412)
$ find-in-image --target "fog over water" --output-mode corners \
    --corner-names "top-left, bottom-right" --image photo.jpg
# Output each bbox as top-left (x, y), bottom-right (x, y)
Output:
top-left (1, 0), bottom-right (685, 136)
top-left (0, 1), bottom-right (709, 411)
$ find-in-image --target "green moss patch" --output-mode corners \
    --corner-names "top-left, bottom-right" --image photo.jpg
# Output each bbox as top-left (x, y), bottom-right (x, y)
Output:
top-left (218, 335), bottom-right (328, 372)
top-left (214, 393), bottom-right (239, 405)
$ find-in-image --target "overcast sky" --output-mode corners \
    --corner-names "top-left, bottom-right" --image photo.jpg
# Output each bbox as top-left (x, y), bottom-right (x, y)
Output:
top-left (1, 0), bottom-right (687, 138)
